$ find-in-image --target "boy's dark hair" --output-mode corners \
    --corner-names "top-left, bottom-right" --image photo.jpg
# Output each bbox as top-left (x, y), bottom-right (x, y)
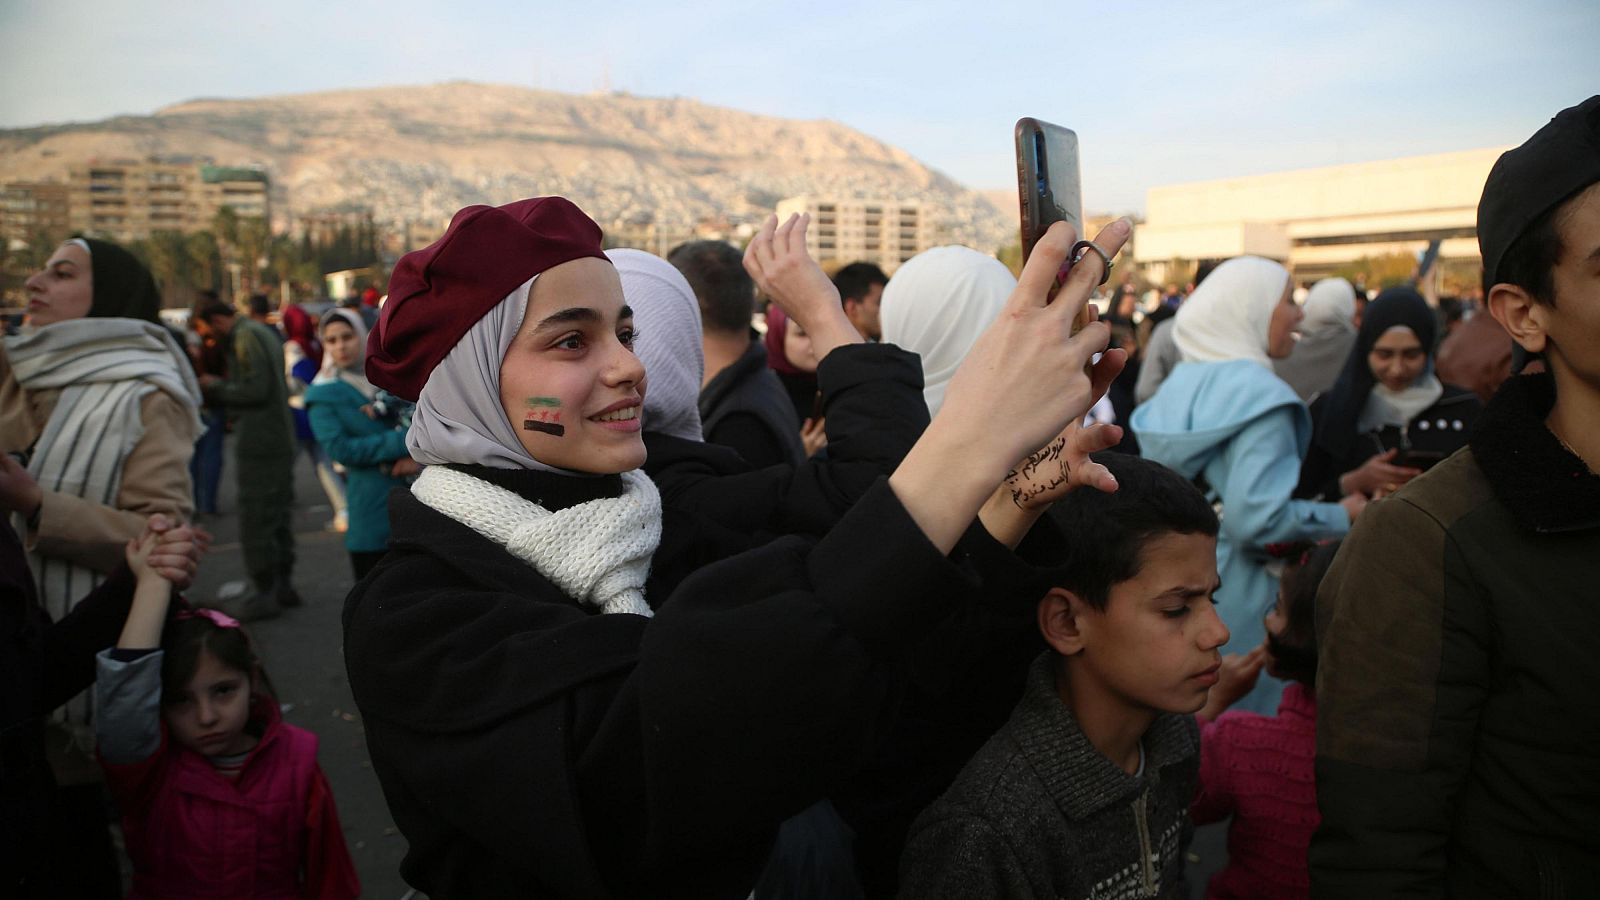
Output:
top-left (160, 615), bottom-right (274, 705)
top-left (666, 240), bottom-right (754, 335)
top-left (833, 261), bottom-right (888, 303)
top-left (1267, 540), bottom-right (1340, 687)
top-left (1493, 200), bottom-right (1564, 307)
top-left (196, 300), bottom-right (234, 322)
top-left (1042, 453), bottom-right (1219, 610)
top-left (247, 293), bottom-right (271, 317)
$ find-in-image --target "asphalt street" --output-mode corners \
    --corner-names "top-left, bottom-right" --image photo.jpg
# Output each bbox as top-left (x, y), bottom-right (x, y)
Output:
top-left (190, 438), bottom-right (410, 899)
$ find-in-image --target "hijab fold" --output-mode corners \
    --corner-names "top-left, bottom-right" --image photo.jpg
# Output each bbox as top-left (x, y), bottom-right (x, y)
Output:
top-left (78, 237), bottom-right (162, 323)
top-left (606, 249), bottom-right (703, 441)
top-left (1172, 256), bottom-right (1291, 368)
top-left (1314, 286), bottom-right (1441, 459)
top-left (405, 278), bottom-right (566, 473)
top-left (879, 246), bottom-right (1014, 417)
top-left (315, 308), bottom-right (377, 401)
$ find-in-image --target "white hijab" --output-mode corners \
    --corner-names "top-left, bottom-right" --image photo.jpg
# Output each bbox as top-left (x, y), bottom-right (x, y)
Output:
top-left (1173, 256), bottom-right (1291, 368)
top-left (606, 249), bottom-right (704, 442)
top-left (315, 308), bottom-right (377, 400)
top-left (880, 246), bottom-right (1015, 417)
top-left (1301, 278), bottom-right (1357, 334)
top-left (405, 277), bottom-right (567, 473)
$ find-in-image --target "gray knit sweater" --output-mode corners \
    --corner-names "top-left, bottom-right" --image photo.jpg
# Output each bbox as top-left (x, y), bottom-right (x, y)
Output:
top-left (898, 653), bottom-right (1198, 900)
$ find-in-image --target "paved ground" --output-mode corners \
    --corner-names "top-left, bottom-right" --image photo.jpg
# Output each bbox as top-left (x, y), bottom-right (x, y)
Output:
top-left (190, 439), bottom-right (411, 899)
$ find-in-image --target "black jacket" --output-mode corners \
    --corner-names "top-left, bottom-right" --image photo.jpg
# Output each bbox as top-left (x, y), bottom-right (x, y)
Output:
top-left (1, 522), bottom-right (135, 897)
top-left (646, 342), bottom-right (928, 599)
top-left (1297, 385), bottom-right (1483, 500)
top-left (346, 474), bottom-right (1025, 899)
top-left (699, 337), bottom-right (806, 468)
top-left (1312, 372), bottom-right (1600, 898)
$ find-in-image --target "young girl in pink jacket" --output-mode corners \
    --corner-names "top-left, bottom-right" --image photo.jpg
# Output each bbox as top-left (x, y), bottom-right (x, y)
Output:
top-left (1190, 540), bottom-right (1340, 900)
top-left (95, 533), bottom-right (359, 899)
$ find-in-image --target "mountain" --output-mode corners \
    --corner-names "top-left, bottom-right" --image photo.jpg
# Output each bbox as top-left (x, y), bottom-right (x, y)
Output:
top-left (0, 82), bottom-right (1010, 250)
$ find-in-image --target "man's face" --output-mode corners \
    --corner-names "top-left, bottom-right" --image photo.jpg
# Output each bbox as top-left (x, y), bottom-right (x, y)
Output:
top-left (1542, 182), bottom-right (1600, 391)
top-left (1068, 531), bottom-right (1229, 716)
top-left (844, 282), bottom-right (884, 341)
top-left (197, 312), bottom-right (234, 339)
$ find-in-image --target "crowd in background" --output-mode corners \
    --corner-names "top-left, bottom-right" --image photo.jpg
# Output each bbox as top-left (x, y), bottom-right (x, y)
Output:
top-left (2, 96), bottom-right (1596, 900)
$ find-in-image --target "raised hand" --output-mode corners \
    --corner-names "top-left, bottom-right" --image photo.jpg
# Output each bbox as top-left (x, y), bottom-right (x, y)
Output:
top-left (0, 452), bottom-right (43, 517)
top-left (743, 213), bottom-right (862, 363)
top-left (142, 514), bottom-right (208, 590)
top-left (889, 218), bottom-right (1132, 553)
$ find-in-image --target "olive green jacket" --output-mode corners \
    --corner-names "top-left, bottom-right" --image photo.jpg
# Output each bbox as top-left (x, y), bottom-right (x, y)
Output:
top-left (205, 318), bottom-right (293, 459)
top-left (1312, 372), bottom-right (1600, 899)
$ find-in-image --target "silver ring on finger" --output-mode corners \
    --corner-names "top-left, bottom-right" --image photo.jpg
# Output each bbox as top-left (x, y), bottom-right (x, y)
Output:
top-left (1070, 240), bottom-right (1114, 286)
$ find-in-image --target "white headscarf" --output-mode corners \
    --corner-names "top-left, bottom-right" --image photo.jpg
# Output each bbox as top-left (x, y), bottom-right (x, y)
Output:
top-left (880, 246), bottom-right (1015, 417)
top-left (315, 308), bottom-right (377, 400)
top-left (606, 249), bottom-right (704, 442)
top-left (1173, 256), bottom-right (1291, 368)
top-left (405, 277), bottom-right (567, 473)
top-left (1301, 278), bottom-right (1357, 334)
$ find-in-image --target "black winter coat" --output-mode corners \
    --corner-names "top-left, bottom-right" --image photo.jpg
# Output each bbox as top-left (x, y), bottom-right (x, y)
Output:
top-left (345, 476), bottom-right (1019, 899)
top-left (1, 522), bottom-right (135, 897)
top-left (644, 341), bottom-right (928, 599)
top-left (1297, 385), bottom-right (1482, 500)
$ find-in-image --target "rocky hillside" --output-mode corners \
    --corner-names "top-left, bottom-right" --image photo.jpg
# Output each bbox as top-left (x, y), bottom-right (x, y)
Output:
top-left (0, 82), bottom-right (1009, 249)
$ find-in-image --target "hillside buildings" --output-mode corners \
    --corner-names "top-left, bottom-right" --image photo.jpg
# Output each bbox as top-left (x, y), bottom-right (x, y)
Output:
top-left (774, 196), bottom-right (936, 273)
top-left (1, 158), bottom-right (270, 246)
top-left (1133, 148), bottom-right (1503, 284)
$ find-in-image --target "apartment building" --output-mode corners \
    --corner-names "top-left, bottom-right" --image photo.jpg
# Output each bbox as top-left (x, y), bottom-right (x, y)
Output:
top-left (0, 182), bottom-right (71, 244)
top-left (774, 196), bottom-right (933, 273)
top-left (61, 158), bottom-right (270, 243)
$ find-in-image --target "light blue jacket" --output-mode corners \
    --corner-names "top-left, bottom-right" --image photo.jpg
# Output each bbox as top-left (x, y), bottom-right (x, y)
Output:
top-left (1131, 360), bottom-right (1348, 713)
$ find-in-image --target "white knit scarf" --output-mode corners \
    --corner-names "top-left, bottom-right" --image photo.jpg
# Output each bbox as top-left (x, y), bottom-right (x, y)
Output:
top-left (5, 317), bottom-right (201, 741)
top-left (410, 465), bottom-right (661, 617)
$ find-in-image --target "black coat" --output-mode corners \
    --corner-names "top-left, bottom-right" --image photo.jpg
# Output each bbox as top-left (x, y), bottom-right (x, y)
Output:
top-left (698, 337), bottom-right (806, 468)
top-left (345, 476), bottom-right (1034, 899)
top-left (1, 522), bottom-right (135, 897)
top-left (644, 342), bottom-right (928, 599)
top-left (1297, 386), bottom-right (1482, 500)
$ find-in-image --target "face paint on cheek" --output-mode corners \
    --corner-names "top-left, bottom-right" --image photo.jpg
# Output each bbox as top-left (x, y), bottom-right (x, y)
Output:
top-left (523, 397), bottom-right (565, 437)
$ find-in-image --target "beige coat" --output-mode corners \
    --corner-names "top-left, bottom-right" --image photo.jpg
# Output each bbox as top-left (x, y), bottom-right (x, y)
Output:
top-left (1, 343), bottom-right (195, 574)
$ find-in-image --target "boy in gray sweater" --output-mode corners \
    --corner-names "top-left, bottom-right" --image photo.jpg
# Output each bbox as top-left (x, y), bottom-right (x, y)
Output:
top-left (899, 453), bottom-right (1224, 899)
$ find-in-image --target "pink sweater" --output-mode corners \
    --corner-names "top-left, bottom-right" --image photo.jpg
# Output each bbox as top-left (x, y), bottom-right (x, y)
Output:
top-left (1190, 682), bottom-right (1319, 900)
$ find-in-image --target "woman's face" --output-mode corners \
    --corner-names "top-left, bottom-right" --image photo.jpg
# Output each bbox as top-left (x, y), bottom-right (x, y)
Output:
top-left (24, 243), bottom-right (93, 327)
top-left (1367, 326), bottom-right (1427, 392)
top-left (783, 320), bottom-right (818, 374)
top-left (498, 258), bottom-right (647, 474)
top-left (1266, 281), bottom-right (1302, 359)
top-left (322, 320), bottom-right (361, 370)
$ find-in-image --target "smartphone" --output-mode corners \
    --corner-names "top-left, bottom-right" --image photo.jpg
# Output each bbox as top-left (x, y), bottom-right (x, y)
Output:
top-left (1016, 118), bottom-right (1093, 360)
top-left (1401, 449), bottom-right (1447, 471)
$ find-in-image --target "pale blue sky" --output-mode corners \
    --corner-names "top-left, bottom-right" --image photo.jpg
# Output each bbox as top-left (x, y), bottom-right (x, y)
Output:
top-left (2, 0), bottom-right (1595, 211)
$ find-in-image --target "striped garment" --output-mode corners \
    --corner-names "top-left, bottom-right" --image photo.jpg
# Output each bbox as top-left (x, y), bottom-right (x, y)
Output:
top-left (6, 317), bottom-right (201, 737)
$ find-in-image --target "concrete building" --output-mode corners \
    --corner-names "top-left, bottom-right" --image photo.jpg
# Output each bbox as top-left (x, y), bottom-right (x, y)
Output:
top-left (1, 182), bottom-right (71, 245)
top-left (774, 196), bottom-right (934, 273)
top-left (1133, 148), bottom-right (1505, 283)
top-left (64, 158), bottom-right (270, 243)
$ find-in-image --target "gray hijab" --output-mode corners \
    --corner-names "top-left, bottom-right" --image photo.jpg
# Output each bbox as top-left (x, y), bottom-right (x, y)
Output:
top-left (405, 277), bottom-right (566, 473)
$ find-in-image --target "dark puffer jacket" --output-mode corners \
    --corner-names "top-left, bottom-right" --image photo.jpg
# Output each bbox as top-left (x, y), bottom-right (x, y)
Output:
top-left (1312, 371), bottom-right (1600, 898)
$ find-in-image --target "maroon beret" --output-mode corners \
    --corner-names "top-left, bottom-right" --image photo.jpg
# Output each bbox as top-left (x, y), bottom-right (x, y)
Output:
top-left (367, 196), bottom-right (609, 401)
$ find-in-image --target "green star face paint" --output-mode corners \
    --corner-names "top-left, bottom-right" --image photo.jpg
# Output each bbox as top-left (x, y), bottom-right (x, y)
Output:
top-left (523, 397), bottom-right (564, 436)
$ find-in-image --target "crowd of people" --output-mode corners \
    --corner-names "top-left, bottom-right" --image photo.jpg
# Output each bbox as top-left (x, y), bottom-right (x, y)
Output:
top-left (1, 96), bottom-right (1595, 899)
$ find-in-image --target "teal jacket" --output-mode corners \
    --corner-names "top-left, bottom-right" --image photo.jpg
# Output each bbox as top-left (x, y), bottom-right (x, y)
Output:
top-left (304, 378), bottom-right (409, 554)
top-left (1131, 360), bottom-right (1348, 713)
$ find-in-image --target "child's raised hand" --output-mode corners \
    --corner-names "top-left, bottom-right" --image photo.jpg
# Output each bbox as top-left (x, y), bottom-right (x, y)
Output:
top-left (1197, 644), bottom-right (1268, 721)
top-left (137, 514), bottom-right (207, 589)
top-left (125, 531), bottom-right (164, 583)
